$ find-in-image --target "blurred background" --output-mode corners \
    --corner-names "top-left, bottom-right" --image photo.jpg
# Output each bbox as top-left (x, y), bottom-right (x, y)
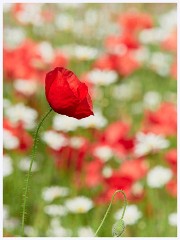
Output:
top-left (3, 3), bottom-right (177, 237)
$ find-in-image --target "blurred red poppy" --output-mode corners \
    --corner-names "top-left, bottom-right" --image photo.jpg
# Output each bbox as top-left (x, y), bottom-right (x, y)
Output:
top-left (3, 119), bottom-right (32, 152)
top-left (143, 102), bottom-right (177, 136)
top-left (94, 53), bottom-right (140, 76)
top-left (3, 40), bottom-right (69, 84)
top-left (118, 12), bottom-right (153, 32)
top-left (165, 149), bottom-right (177, 173)
top-left (85, 159), bottom-right (104, 187)
top-left (103, 121), bottom-right (130, 144)
top-left (45, 67), bottom-right (94, 119)
top-left (166, 178), bottom-right (177, 197)
top-left (105, 33), bottom-right (140, 51)
top-left (96, 174), bottom-right (133, 204)
top-left (118, 158), bottom-right (149, 181)
top-left (52, 137), bottom-right (89, 172)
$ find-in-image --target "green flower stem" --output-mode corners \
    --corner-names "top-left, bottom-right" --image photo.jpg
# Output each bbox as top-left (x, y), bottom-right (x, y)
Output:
top-left (94, 190), bottom-right (127, 237)
top-left (21, 108), bottom-right (53, 236)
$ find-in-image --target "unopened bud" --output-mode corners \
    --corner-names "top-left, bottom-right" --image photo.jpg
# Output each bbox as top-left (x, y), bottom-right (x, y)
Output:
top-left (112, 219), bottom-right (125, 237)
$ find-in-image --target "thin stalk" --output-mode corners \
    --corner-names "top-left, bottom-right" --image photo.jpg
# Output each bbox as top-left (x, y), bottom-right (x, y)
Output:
top-left (95, 190), bottom-right (127, 237)
top-left (21, 108), bottom-right (53, 236)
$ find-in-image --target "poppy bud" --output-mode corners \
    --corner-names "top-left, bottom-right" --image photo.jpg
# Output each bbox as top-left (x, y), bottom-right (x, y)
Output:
top-left (112, 219), bottom-right (125, 237)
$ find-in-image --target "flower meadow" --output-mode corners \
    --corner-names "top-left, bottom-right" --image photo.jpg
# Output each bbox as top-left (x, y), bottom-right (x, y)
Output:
top-left (3, 3), bottom-right (177, 237)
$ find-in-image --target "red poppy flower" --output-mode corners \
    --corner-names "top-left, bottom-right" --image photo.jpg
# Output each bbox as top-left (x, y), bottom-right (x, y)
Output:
top-left (45, 67), bottom-right (94, 119)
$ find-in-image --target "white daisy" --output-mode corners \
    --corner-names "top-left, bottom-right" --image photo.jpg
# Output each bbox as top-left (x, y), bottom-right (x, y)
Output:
top-left (42, 130), bottom-right (68, 150)
top-left (79, 110), bottom-right (107, 129)
top-left (168, 212), bottom-right (177, 227)
top-left (24, 226), bottom-right (38, 237)
top-left (3, 217), bottom-right (20, 230)
top-left (69, 137), bottom-right (84, 149)
top-left (147, 166), bottom-right (173, 188)
top-left (149, 52), bottom-right (172, 77)
top-left (134, 132), bottom-right (170, 157)
top-left (3, 155), bottom-right (13, 177)
top-left (14, 79), bottom-right (38, 96)
top-left (42, 186), bottom-right (69, 202)
top-left (78, 226), bottom-right (94, 237)
top-left (3, 98), bottom-right (11, 109)
top-left (158, 9), bottom-right (177, 32)
top-left (4, 27), bottom-right (26, 48)
top-left (94, 145), bottom-right (113, 162)
top-left (38, 41), bottom-right (54, 63)
top-left (113, 81), bottom-right (140, 101)
top-left (3, 130), bottom-right (19, 150)
top-left (55, 14), bottom-right (73, 31)
top-left (47, 218), bottom-right (71, 237)
top-left (61, 44), bottom-right (98, 61)
top-left (49, 218), bottom-right (62, 228)
top-left (143, 91), bottom-right (161, 110)
top-left (87, 69), bottom-right (118, 86)
top-left (3, 205), bottom-right (9, 220)
top-left (53, 115), bottom-right (79, 132)
top-left (115, 205), bottom-right (142, 225)
top-left (133, 47), bottom-right (150, 63)
top-left (15, 3), bottom-right (43, 26)
top-left (85, 9), bottom-right (98, 26)
top-left (44, 204), bottom-right (67, 217)
top-left (102, 166), bottom-right (113, 178)
top-left (139, 28), bottom-right (169, 44)
top-left (5, 103), bottom-right (38, 130)
top-left (65, 196), bottom-right (93, 214)
top-left (74, 45), bottom-right (98, 61)
top-left (18, 157), bottom-right (39, 172)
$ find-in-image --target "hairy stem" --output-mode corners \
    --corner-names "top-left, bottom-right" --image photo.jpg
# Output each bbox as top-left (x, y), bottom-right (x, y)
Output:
top-left (21, 108), bottom-right (53, 236)
top-left (94, 190), bottom-right (127, 237)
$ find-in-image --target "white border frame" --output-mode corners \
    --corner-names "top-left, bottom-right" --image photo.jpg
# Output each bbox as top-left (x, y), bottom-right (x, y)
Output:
top-left (0, 0), bottom-right (179, 239)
